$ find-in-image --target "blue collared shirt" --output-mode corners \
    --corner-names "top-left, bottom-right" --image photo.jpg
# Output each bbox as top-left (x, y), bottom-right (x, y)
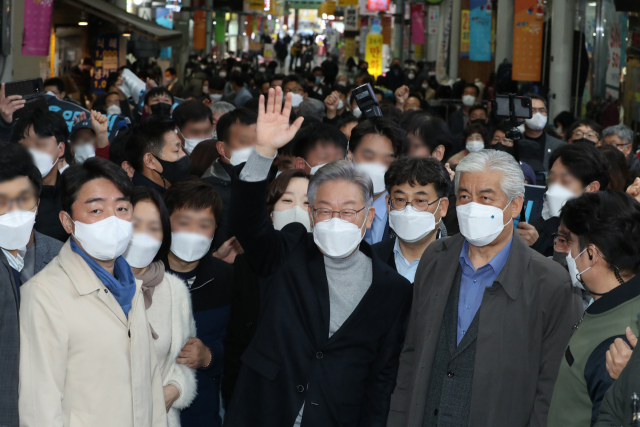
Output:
top-left (393, 237), bottom-right (420, 283)
top-left (364, 192), bottom-right (388, 245)
top-left (457, 237), bottom-right (513, 345)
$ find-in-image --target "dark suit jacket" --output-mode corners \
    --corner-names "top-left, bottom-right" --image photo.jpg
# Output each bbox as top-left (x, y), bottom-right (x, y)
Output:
top-left (34, 230), bottom-right (64, 274)
top-left (225, 168), bottom-right (413, 427)
top-left (0, 252), bottom-right (20, 427)
top-left (387, 232), bottom-right (583, 427)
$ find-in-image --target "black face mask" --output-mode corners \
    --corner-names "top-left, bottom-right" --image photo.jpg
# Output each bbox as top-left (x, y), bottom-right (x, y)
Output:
top-left (493, 143), bottom-right (515, 156)
top-left (153, 155), bottom-right (192, 186)
top-left (150, 102), bottom-right (172, 117)
top-left (571, 137), bottom-right (596, 147)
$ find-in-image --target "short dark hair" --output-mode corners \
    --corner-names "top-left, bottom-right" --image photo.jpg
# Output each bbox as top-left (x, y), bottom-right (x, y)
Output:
top-left (462, 122), bottom-right (491, 147)
top-left (464, 83), bottom-right (480, 97)
top-left (378, 104), bottom-right (404, 124)
top-left (172, 100), bottom-right (213, 129)
top-left (597, 145), bottom-right (629, 191)
top-left (410, 115), bottom-right (454, 163)
top-left (266, 169), bottom-right (310, 214)
top-left (528, 94), bottom-right (548, 109)
top-left (292, 122), bottom-right (348, 159)
top-left (271, 73), bottom-right (285, 83)
top-left (190, 139), bottom-right (219, 178)
top-left (561, 190), bottom-right (640, 276)
top-left (144, 86), bottom-right (174, 106)
top-left (166, 67), bottom-right (177, 76)
top-left (132, 186), bottom-right (172, 262)
top-left (553, 111), bottom-right (577, 131)
top-left (12, 109), bottom-right (69, 145)
top-left (337, 114), bottom-right (359, 130)
top-left (109, 128), bottom-right (132, 169)
top-left (60, 157), bottom-right (133, 214)
top-left (567, 119), bottom-right (603, 142)
top-left (216, 108), bottom-right (257, 144)
top-left (229, 71), bottom-right (245, 88)
top-left (208, 76), bottom-right (226, 91)
top-left (44, 77), bottom-right (66, 94)
top-left (282, 75), bottom-right (308, 94)
top-left (349, 117), bottom-right (407, 158)
top-left (163, 179), bottom-right (222, 224)
top-left (127, 116), bottom-right (177, 172)
top-left (385, 157), bottom-right (451, 198)
top-left (469, 105), bottom-right (487, 117)
top-left (0, 142), bottom-right (42, 197)
top-left (548, 143), bottom-right (610, 189)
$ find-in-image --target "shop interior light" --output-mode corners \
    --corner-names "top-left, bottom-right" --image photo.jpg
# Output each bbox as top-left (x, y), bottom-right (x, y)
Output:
top-left (133, 0), bottom-right (143, 4)
top-left (328, 14), bottom-right (335, 20)
top-left (123, 32), bottom-right (131, 37)
top-left (322, 13), bottom-right (327, 19)
top-left (78, 11), bottom-right (88, 26)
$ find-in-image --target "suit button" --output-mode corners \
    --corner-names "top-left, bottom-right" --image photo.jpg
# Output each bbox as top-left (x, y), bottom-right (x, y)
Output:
top-left (104, 289), bottom-right (109, 293)
top-left (434, 409), bottom-right (439, 416)
top-left (316, 351), bottom-right (323, 359)
top-left (447, 371), bottom-right (454, 378)
top-left (296, 385), bottom-right (305, 393)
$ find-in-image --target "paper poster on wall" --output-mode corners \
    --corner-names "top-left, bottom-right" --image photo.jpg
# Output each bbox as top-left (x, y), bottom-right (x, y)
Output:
top-left (512, 0), bottom-right (544, 81)
top-left (469, 0), bottom-right (492, 61)
top-left (460, 10), bottom-right (469, 59)
top-left (345, 8), bottom-right (359, 31)
top-left (23, 0), bottom-right (54, 56)
top-left (605, 14), bottom-right (627, 99)
top-left (365, 33), bottom-right (383, 77)
top-left (428, 6), bottom-right (439, 35)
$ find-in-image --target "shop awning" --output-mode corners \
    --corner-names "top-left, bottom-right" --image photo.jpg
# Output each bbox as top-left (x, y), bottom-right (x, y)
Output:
top-left (63, 0), bottom-right (182, 48)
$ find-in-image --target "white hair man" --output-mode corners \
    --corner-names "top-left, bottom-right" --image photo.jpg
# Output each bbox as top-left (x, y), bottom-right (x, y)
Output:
top-left (387, 149), bottom-right (583, 427)
top-left (601, 124), bottom-right (639, 175)
top-left (224, 87), bottom-right (412, 427)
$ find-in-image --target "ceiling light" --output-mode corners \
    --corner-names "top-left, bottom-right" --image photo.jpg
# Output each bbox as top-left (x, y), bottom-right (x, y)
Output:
top-left (78, 11), bottom-right (88, 26)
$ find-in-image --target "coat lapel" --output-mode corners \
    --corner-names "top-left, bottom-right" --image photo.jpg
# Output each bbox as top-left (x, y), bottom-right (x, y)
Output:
top-left (308, 240), bottom-right (331, 345)
top-left (0, 253), bottom-right (19, 311)
top-left (33, 232), bottom-right (48, 273)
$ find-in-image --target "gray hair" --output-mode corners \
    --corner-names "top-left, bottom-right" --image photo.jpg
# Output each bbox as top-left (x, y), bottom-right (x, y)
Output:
top-left (603, 124), bottom-right (634, 145)
top-left (210, 101), bottom-right (235, 115)
top-left (297, 98), bottom-right (325, 121)
top-left (308, 160), bottom-right (374, 209)
top-left (455, 149), bottom-right (525, 200)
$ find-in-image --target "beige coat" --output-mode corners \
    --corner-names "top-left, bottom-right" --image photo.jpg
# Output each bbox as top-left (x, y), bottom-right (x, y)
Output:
top-left (19, 241), bottom-right (167, 427)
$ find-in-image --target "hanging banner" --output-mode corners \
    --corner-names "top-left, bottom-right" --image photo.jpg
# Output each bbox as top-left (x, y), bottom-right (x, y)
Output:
top-left (245, 15), bottom-right (253, 37)
top-left (365, 33), bottom-right (383, 77)
top-left (469, 0), bottom-right (492, 61)
top-left (156, 8), bottom-right (174, 58)
top-left (382, 16), bottom-right (392, 44)
top-left (193, 11), bottom-right (207, 49)
top-left (512, 0), bottom-right (544, 81)
top-left (411, 4), bottom-right (425, 45)
top-left (345, 8), bottom-right (359, 31)
top-left (359, 20), bottom-right (369, 55)
top-left (215, 12), bottom-right (226, 43)
top-left (460, 9), bottom-right (470, 59)
top-left (428, 5), bottom-right (439, 35)
top-left (345, 37), bottom-right (356, 59)
top-left (23, 0), bottom-right (54, 56)
top-left (605, 16), bottom-right (624, 98)
top-left (367, 0), bottom-right (389, 12)
top-left (92, 35), bottom-right (119, 95)
top-left (435, 0), bottom-right (452, 79)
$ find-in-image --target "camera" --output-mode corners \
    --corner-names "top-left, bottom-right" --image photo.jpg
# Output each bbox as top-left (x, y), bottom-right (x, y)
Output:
top-left (352, 83), bottom-right (382, 119)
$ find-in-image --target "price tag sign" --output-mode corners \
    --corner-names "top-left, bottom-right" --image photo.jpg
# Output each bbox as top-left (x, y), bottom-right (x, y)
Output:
top-left (92, 35), bottom-right (119, 95)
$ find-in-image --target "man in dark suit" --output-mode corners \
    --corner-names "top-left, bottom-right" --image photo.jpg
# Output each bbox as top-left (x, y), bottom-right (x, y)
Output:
top-left (371, 157), bottom-right (450, 283)
top-left (520, 94), bottom-right (566, 172)
top-left (224, 88), bottom-right (412, 427)
top-left (387, 150), bottom-right (583, 427)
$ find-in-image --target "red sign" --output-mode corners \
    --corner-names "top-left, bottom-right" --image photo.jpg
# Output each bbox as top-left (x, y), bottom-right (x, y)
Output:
top-left (367, 0), bottom-right (389, 11)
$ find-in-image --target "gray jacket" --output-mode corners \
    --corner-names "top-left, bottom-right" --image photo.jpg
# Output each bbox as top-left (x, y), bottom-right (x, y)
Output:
top-left (0, 252), bottom-right (20, 427)
top-left (387, 232), bottom-right (583, 427)
top-left (34, 231), bottom-right (64, 274)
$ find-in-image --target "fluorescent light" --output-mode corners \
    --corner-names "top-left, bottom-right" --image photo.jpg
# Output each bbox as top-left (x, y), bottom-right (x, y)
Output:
top-left (123, 32), bottom-right (131, 37)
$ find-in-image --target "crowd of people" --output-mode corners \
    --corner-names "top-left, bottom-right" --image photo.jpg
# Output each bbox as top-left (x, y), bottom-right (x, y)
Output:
top-left (1, 53), bottom-right (640, 427)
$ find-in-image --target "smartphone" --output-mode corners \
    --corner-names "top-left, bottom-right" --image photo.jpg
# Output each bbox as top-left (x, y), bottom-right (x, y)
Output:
top-left (493, 95), bottom-right (532, 119)
top-left (5, 78), bottom-right (44, 99)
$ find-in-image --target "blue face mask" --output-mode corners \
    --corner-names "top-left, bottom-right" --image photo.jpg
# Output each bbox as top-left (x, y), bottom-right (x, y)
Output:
top-left (315, 76), bottom-right (322, 84)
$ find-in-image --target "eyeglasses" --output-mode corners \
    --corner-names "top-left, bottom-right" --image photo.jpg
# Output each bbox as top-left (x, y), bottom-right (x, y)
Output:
top-left (283, 87), bottom-right (304, 95)
top-left (389, 197), bottom-right (439, 211)
top-left (532, 107), bottom-right (548, 115)
top-left (606, 141), bottom-right (630, 149)
top-left (492, 136), bottom-right (514, 147)
top-left (313, 206), bottom-right (366, 223)
top-left (0, 192), bottom-right (38, 215)
top-left (552, 232), bottom-right (572, 252)
top-left (572, 131), bottom-right (599, 141)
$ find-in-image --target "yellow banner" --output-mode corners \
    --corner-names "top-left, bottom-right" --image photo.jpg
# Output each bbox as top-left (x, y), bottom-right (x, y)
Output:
top-left (365, 33), bottom-right (383, 78)
top-left (460, 9), bottom-right (470, 57)
top-left (345, 37), bottom-right (356, 59)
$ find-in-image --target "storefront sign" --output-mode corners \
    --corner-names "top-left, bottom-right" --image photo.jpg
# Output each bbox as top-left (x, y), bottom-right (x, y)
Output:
top-left (412, 5), bottom-right (425, 45)
top-left (460, 9), bottom-right (470, 59)
top-left (23, 0), bottom-right (54, 56)
top-left (215, 11), bottom-right (226, 43)
top-left (469, 0), bottom-right (492, 61)
top-left (193, 11), bottom-right (207, 50)
top-left (345, 8), bottom-right (359, 31)
top-left (345, 37), bottom-right (356, 59)
top-left (428, 6), bottom-right (439, 35)
top-left (512, 0), bottom-right (544, 81)
top-left (605, 15), bottom-right (627, 99)
top-left (156, 8), bottom-right (174, 58)
top-left (92, 35), bottom-right (119, 95)
top-left (365, 33), bottom-right (383, 77)
top-left (382, 17), bottom-right (392, 44)
top-left (367, 0), bottom-right (389, 12)
top-left (263, 43), bottom-right (275, 62)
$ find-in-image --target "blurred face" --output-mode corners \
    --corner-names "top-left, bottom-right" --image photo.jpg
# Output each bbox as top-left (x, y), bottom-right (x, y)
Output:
top-left (569, 125), bottom-right (599, 144)
top-left (179, 118), bottom-right (213, 141)
top-left (275, 153), bottom-right (296, 172)
top-left (71, 129), bottom-right (95, 147)
top-left (531, 99), bottom-right (548, 117)
top-left (283, 81), bottom-right (307, 99)
top-left (337, 76), bottom-right (348, 85)
top-left (45, 85), bottom-right (64, 100)
top-left (603, 134), bottom-right (631, 158)
top-left (548, 157), bottom-right (595, 195)
top-left (170, 208), bottom-right (216, 239)
top-left (407, 132), bottom-right (431, 158)
top-left (470, 109), bottom-right (488, 122)
top-left (226, 122), bottom-right (257, 151)
top-left (0, 176), bottom-right (38, 217)
top-left (261, 82), bottom-right (271, 94)
top-left (105, 93), bottom-right (120, 108)
top-left (273, 178), bottom-right (309, 212)
top-left (462, 86), bottom-right (477, 98)
top-left (299, 141), bottom-right (345, 173)
top-left (271, 79), bottom-right (283, 89)
top-left (211, 111), bottom-right (225, 131)
top-left (18, 126), bottom-right (64, 170)
top-left (340, 121), bottom-right (358, 140)
top-left (351, 134), bottom-right (396, 168)
top-left (132, 200), bottom-right (163, 242)
top-left (165, 71), bottom-right (174, 82)
top-left (466, 133), bottom-right (484, 144)
top-left (404, 97), bottom-right (421, 112)
top-left (491, 130), bottom-right (513, 147)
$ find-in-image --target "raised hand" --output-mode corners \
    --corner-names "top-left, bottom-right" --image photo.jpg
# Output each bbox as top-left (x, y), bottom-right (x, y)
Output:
top-left (0, 83), bottom-right (26, 124)
top-left (212, 236), bottom-right (244, 264)
top-left (606, 327), bottom-right (638, 379)
top-left (256, 87), bottom-right (304, 158)
top-left (627, 178), bottom-right (640, 204)
top-left (395, 85), bottom-right (410, 109)
top-left (74, 111), bottom-right (87, 124)
top-left (324, 91), bottom-right (340, 120)
top-left (90, 110), bottom-right (110, 148)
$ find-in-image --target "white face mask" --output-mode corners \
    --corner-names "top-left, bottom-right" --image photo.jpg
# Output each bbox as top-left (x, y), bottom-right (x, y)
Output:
top-left (525, 112), bottom-right (548, 131)
top-left (179, 128), bottom-right (206, 155)
top-left (407, 73), bottom-right (415, 80)
top-left (389, 200), bottom-right (441, 243)
top-left (0, 210), bottom-right (36, 250)
top-left (106, 105), bottom-right (122, 116)
top-left (354, 162), bottom-right (388, 195)
top-left (545, 183), bottom-right (577, 218)
top-left (462, 95), bottom-right (476, 107)
top-left (422, 83), bottom-right (429, 89)
top-left (123, 233), bottom-right (162, 268)
top-left (70, 214), bottom-right (133, 261)
top-left (210, 93), bottom-right (223, 102)
top-left (74, 142), bottom-right (96, 164)
top-left (30, 145), bottom-right (60, 177)
top-left (225, 146), bottom-right (254, 166)
top-left (313, 214), bottom-right (367, 259)
top-left (170, 232), bottom-right (212, 262)
top-left (202, 86), bottom-right (210, 94)
top-left (219, 71), bottom-right (227, 78)
top-left (258, 67), bottom-right (267, 73)
top-left (352, 107), bottom-right (362, 118)
top-left (466, 140), bottom-right (484, 153)
top-left (272, 206), bottom-right (311, 232)
top-left (456, 201), bottom-right (513, 247)
top-left (566, 247), bottom-right (591, 290)
top-left (305, 160), bottom-right (326, 176)
top-left (290, 93), bottom-right (304, 108)
top-left (337, 100), bottom-right (344, 110)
